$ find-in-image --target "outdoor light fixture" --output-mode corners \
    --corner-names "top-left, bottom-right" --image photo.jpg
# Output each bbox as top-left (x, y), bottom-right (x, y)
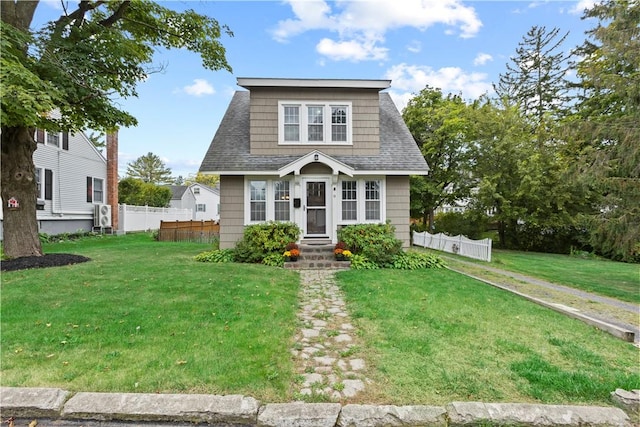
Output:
top-left (314, 154), bottom-right (319, 161)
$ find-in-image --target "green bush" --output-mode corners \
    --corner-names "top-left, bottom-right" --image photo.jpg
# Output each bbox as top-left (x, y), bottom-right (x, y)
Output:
top-left (348, 254), bottom-right (379, 270)
top-left (390, 251), bottom-right (445, 270)
top-left (234, 222), bottom-right (301, 263)
top-left (262, 253), bottom-right (285, 267)
top-left (433, 211), bottom-right (488, 240)
top-left (194, 249), bottom-right (235, 263)
top-left (338, 222), bottom-right (402, 267)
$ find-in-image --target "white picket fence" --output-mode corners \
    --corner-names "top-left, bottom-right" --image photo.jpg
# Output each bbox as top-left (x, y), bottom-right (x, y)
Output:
top-left (118, 204), bottom-right (192, 233)
top-left (412, 231), bottom-right (492, 262)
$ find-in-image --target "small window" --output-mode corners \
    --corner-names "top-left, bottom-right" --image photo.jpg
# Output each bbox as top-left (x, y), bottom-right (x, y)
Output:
top-left (341, 181), bottom-right (357, 221)
top-left (46, 132), bottom-right (60, 147)
top-left (87, 177), bottom-right (104, 203)
top-left (196, 204), bottom-right (206, 212)
top-left (193, 187), bottom-right (200, 194)
top-left (35, 168), bottom-right (44, 199)
top-left (250, 180), bottom-right (266, 222)
top-left (365, 180), bottom-right (381, 221)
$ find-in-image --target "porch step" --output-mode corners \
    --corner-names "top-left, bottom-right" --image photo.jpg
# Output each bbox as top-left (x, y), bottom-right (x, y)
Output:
top-left (284, 260), bottom-right (351, 270)
top-left (284, 243), bottom-right (351, 270)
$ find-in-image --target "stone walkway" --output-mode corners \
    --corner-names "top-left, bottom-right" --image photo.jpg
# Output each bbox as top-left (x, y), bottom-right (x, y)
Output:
top-left (291, 270), bottom-right (370, 401)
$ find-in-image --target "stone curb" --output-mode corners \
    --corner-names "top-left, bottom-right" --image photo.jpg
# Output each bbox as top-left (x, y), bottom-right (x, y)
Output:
top-left (0, 387), bottom-right (632, 426)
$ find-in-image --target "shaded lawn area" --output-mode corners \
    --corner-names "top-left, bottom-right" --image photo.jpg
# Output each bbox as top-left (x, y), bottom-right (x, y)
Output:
top-left (435, 248), bottom-right (640, 304)
top-left (1, 233), bottom-right (300, 401)
top-left (336, 268), bottom-right (640, 406)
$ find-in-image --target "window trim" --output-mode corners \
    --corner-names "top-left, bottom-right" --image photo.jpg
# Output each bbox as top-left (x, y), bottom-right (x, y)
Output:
top-left (278, 101), bottom-right (352, 145)
top-left (86, 176), bottom-right (105, 203)
top-left (245, 177), bottom-right (293, 224)
top-left (338, 178), bottom-right (385, 225)
top-left (196, 203), bottom-right (206, 212)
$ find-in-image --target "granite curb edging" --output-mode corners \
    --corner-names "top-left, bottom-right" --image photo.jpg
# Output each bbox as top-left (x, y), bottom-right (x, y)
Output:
top-left (1, 387), bottom-right (633, 426)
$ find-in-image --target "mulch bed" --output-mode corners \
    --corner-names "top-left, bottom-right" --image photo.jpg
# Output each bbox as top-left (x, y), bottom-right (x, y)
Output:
top-left (1, 253), bottom-right (91, 272)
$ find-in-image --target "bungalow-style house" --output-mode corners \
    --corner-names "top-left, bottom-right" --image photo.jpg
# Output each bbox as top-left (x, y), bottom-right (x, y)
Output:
top-left (167, 183), bottom-right (220, 221)
top-left (0, 129), bottom-right (111, 239)
top-left (199, 78), bottom-right (429, 249)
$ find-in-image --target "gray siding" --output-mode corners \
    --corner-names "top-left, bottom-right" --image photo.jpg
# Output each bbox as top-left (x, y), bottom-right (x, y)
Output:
top-left (248, 87), bottom-right (380, 157)
top-left (386, 175), bottom-right (411, 248)
top-left (219, 175), bottom-right (245, 249)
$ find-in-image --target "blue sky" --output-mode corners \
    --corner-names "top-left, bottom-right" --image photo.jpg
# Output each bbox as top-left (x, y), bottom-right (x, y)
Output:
top-left (35, 0), bottom-right (597, 179)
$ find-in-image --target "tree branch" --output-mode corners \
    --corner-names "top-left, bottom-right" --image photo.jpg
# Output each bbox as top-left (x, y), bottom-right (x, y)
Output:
top-left (99, 1), bottom-right (130, 27)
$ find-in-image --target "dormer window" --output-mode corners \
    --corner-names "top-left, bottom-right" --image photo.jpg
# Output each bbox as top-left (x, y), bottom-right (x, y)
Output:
top-left (279, 101), bottom-right (352, 145)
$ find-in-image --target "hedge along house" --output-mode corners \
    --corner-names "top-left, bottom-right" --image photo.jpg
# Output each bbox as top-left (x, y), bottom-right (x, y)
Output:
top-left (199, 78), bottom-right (429, 249)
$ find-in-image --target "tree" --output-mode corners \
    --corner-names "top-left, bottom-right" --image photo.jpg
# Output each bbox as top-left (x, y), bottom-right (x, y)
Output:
top-left (569, 0), bottom-right (640, 261)
top-left (118, 177), bottom-right (171, 207)
top-left (494, 26), bottom-right (572, 129)
top-left (402, 86), bottom-right (476, 229)
top-left (184, 172), bottom-right (220, 188)
top-left (1, 1), bottom-right (232, 258)
top-left (126, 152), bottom-right (173, 184)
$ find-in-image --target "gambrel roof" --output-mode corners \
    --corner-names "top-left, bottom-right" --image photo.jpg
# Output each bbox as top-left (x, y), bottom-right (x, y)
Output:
top-left (199, 90), bottom-right (429, 175)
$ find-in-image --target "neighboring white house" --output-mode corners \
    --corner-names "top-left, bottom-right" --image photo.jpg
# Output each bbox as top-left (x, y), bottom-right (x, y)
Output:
top-left (0, 129), bottom-right (109, 239)
top-left (167, 183), bottom-right (220, 221)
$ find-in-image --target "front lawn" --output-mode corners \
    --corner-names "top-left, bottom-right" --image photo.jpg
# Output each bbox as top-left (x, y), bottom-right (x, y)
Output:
top-left (1, 233), bottom-right (300, 401)
top-left (336, 268), bottom-right (640, 406)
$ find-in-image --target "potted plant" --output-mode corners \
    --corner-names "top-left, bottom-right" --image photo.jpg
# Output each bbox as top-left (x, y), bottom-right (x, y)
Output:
top-left (334, 241), bottom-right (347, 260)
top-left (284, 242), bottom-right (300, 262)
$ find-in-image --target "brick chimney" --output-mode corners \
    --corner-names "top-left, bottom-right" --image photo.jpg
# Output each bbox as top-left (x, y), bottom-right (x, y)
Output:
top-left (106, 131), bottom-right (119, 231)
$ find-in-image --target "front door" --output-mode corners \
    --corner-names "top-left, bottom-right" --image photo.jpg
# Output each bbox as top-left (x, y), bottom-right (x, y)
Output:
top-left (305, 180), bottom-right (328, 236)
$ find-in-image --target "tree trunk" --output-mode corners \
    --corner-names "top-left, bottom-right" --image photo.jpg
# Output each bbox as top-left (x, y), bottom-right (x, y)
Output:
top-left (1, 126), bottom-right (43, 258)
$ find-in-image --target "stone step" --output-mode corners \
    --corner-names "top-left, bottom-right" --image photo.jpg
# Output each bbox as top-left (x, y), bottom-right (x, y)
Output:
top-left (284, 260), bottom-right (350, 270)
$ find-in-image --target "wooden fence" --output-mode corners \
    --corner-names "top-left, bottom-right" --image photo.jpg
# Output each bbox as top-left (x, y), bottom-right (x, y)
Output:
top-left (412, 231), bottom-right (492, 262)
top-left (158, 220), bottom-right (220, 243)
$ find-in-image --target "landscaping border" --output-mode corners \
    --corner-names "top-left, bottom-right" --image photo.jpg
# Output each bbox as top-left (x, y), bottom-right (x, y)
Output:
top-left (0, 387), bottom-right (632, 426)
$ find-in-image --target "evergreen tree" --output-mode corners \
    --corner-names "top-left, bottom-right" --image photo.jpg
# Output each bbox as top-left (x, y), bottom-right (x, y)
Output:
top-left (126, 152), bottom-right (174, 185)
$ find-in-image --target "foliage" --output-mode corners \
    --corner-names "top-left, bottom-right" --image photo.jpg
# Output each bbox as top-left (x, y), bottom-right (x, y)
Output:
top-left (568, 0), bottom-right (640, 262)
top-left (194, 249), bottom-right (235, 263)
top-left (433, 211), bottom-right (489, 240)
top-left (348, 254), bottom-right (379, 270)
top-left (0, 0), bottom-right (232, 258)
top-left (402, 86), bottom-right (476, 228)
top-left (390, 251), bottom-right (445, 270)
top-left (183, 172), bottom-right (220, 188)
top-left (338, 223), bottom-right (402, 267)
top-left (233, 222), bottom-right (301, 264)
top-left (126, 152), bottom-right (173, 184)
top-left (118, 177), bottom-right (171, 207)
top-left (262, 253), bottom-right (285, 267)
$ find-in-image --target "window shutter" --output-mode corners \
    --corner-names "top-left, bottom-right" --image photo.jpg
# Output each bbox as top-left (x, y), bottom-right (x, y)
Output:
top-left (62, 132), bottom-right (69, 150)
top-left (36, 129), bottom-right (45, 144)
top-left (44, 169), bottom-right (53, 200)
top-left (87, 177), bottom-right (93, 202)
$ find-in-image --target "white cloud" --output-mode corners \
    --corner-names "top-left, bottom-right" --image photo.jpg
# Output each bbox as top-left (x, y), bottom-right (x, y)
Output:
top-left (473, 52), bottom-right (493, 66)
top-left (272, 0), bottom-right (482, 62)
top-left (569, 0), bottom-right (598, 15)
top-left (182, 79), bottom-right (215, 97)
top-left (385, 63), bottom-right (493, 110)
top-left (407, 40), bottom-right (422, 53)
top-left (316, 37), bottom-right (388, 62)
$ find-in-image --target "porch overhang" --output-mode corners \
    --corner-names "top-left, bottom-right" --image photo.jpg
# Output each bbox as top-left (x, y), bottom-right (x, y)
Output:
top-left (278, 150), bottom-right (354, 177)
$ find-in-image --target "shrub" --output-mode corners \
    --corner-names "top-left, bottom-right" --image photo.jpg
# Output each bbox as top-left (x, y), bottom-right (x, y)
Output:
top-left (338, 222), bottom-right (402, 267)
top-left (390, 251), bottom-right (445, 270)
top-left (433, 211), bottom-right (488, 240)
top-left (194, 249), bottom-right (235, 263)
top-left (262, 253), bottom-right (285, 267)
top-left (348, 254), bottom-right (379, 270)
top-left (234, 222), bottom-right (301, 263)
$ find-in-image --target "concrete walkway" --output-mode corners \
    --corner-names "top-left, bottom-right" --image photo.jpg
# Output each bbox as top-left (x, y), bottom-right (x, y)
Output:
top-left (291, 270), bottom-right (370, 400)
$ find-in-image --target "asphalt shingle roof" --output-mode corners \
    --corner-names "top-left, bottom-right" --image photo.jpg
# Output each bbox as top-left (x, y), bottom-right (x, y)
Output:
top-left (199, 91), bottom-right (428, 174)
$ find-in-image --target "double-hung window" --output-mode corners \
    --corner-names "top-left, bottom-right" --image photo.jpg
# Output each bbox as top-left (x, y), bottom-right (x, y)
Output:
top-left (340, 179), bottom-right (383, 223)
top-left (279, 101), bottom-right (351, 144)
top-left (341, 181), bottom-right (357, 221)
top-left (196, 204), bottom-right (206, 212)
top-left (247, 179), bottom-right (292, 223)
top-left (35, 129), bottom-right (69, 150)
top-left (86, 177), bottom-right (104, 203)
top-left (35, 167), bottom-right (53, 201)
top-left (365, 180), bottom-right (381, 221)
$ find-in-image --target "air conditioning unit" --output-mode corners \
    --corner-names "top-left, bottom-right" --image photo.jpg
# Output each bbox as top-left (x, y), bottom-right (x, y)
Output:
top-left (94, 204), bottom-right (112, 227)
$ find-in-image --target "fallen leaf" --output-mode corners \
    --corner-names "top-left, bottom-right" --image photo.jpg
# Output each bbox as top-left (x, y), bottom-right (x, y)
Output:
top-left (176, 360), bottom-right (187, 365)
top-left (29, 420), bottom-right (38, 427)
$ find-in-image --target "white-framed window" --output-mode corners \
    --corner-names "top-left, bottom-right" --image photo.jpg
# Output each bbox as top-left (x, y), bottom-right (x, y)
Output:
top-left (249, 180), bottom-right (266, 222)
top-left (35, 168), bottom-right (44, 200)
top-left (35, 129), bottom-right (69, 150)
top-left (193, 187), bottom-right (200, 194)
top-left (246, 178), bottom-right (293, 223)
top-left (86, 177), bottom-right (104, 203)
top-left (279, 101), bottom-right (352, 145)
top-left (341, 181), bottom-right (357, 221)
top-left (339, 178), bottom-right (384, 224)
top-left (196, 204), bottom-right (206, 212)
top-left (35, 167), bottom-right (53, 201)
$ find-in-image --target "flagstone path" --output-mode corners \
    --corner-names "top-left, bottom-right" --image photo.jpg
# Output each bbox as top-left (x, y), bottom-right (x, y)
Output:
top-left (291, 270), bottom-right (371, 401)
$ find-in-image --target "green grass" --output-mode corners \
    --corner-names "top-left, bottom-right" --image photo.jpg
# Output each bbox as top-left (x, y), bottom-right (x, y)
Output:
top-left (1, 233), bottom-right (300, 401)
top-left (336, 268), bottom-right (640, 406)
top-left (433, 248), bottom-right (640, 304)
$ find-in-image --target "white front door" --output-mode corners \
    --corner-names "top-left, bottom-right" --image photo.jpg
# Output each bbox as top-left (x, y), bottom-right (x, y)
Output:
top-left (303, 179), bottom-right (330, 237)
